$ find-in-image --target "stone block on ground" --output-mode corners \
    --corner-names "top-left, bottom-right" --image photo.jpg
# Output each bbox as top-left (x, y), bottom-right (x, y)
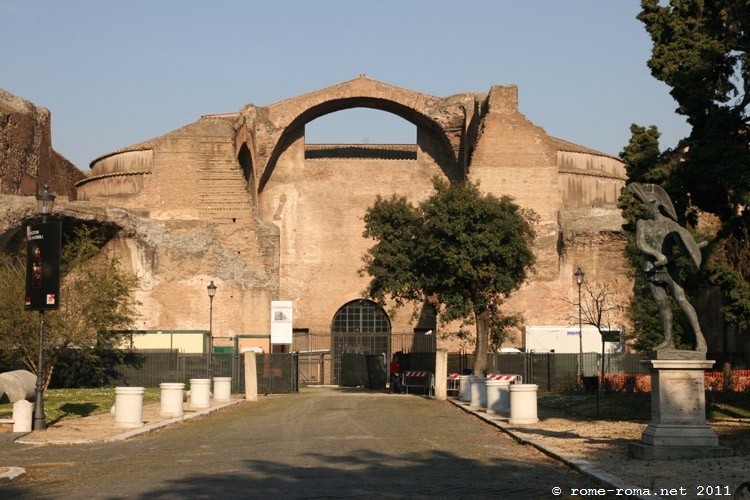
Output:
top-left (0, 370), bottom-right (36, 402)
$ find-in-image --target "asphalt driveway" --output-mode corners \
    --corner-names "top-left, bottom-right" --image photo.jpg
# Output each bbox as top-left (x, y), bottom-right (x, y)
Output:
top-left (1, 387), bottom-right (595, 498)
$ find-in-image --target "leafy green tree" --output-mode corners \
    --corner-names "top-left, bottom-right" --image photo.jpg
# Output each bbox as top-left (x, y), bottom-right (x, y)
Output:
top-left (362, 178), bottom-right (536, 375)
top-left (638, 0), bottom-right (750, 219)
top-left (0, 225), bottom-right (139, 387)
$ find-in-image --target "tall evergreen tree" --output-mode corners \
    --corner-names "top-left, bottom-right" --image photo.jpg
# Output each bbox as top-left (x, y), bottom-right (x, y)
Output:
top-left (639, 0), bottom-right (750, 219)
top-left (631, 0), bottom-right (750, 339)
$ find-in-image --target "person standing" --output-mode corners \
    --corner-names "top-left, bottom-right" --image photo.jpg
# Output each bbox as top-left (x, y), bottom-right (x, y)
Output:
top-left (389, 354), bottom-right (403, 393)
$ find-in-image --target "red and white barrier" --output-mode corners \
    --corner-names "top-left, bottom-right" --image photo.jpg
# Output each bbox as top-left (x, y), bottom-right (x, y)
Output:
top-left (487, 374), bottom-right (522, 383)
top-left (402, 371), bottom-right (434, 397)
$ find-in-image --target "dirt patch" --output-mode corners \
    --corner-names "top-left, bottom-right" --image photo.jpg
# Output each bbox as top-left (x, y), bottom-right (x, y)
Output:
top-left (504, 408), bottom-right (749, 497)
top-left (9, 399), bottom-right (236, 444)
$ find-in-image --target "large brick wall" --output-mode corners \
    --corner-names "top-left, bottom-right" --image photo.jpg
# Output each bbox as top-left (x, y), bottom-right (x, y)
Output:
top-left (6, 78), bottom-right (631, 349)
top-left (258, 128), bottom-right (446, 332)
top-left (79, 114), bottom-right (280, 338)
top-left (0, 88), bottom-right (83, 198)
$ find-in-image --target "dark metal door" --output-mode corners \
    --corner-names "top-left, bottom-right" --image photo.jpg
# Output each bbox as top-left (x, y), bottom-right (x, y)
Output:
top-left (331, 300), bottom-right (391, 384)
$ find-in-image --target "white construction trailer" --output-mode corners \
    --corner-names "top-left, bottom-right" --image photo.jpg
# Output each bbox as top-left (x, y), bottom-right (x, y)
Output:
top-left (523, 326), bottom-right (623, 354)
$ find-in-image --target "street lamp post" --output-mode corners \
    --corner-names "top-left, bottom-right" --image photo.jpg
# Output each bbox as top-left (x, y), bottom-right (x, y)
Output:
top-left (575, 267), bottom-right (585, 386)
top-left (207, 281), bottom-right (217, 382)
top-left (33, 185), bottom-right (56, 430)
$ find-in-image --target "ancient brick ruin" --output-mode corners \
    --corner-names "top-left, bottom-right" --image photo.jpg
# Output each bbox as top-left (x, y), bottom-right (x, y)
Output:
top-left (1, 77), bottom-right (630, 352)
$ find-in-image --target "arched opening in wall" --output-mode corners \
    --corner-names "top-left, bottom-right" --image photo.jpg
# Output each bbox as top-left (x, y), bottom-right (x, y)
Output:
top-left (330, 299), bottom-right (391, 385)
top-left (237, 144), bottom-right (256, 203)
top-left (304, 108), bottom-right (417, 160)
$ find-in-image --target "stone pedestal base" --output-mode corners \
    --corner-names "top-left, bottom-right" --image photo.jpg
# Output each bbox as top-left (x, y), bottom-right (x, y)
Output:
top-left (629, 442), bottom-right (732, 459)
top-left (629, 424), bottom-right (732, 459)
top-left (629, 353), bottom-right (732, 460)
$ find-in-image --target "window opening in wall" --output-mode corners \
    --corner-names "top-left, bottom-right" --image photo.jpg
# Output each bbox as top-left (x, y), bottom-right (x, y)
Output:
top-left (304, 108), bottom-right (417, 160)
top-left (331, 299), bottom-right (391, 333)
top-left (237, 144), bottom-right (255, 197)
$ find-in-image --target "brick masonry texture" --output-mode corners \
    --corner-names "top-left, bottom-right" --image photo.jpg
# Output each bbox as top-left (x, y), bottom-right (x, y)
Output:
top-left (0, 77), bottom-right (633, 350)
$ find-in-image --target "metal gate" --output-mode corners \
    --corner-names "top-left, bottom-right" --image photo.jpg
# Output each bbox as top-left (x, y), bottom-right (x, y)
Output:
top-left (331, 299), bottom-right (391, 385)
top-left (256, 353), bottom-right (298, 394)
top-left (332, 333), bottom-right (390, 385)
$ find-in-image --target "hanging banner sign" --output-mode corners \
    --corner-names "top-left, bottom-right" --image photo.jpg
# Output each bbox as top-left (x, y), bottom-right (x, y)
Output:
top-left (270, 300), bottom-right (293, 344)
top-left (25, 221), bottom-right (62, 311)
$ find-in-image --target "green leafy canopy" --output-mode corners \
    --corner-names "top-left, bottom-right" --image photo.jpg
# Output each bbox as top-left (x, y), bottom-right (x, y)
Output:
top-left (362, 177), bottom-right (536, 374)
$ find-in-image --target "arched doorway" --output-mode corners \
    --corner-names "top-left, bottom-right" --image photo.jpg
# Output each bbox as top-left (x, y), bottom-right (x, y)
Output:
top-left (331, 299), bottom-right (391, 385)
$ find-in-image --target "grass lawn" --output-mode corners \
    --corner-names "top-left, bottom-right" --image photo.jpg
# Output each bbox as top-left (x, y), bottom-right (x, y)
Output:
top-left (0, 387), bottom-right (160, 425)
top-left (706, 391), bottom-right (750, 420)
top-left (539, 391), bottom-right (750, 421)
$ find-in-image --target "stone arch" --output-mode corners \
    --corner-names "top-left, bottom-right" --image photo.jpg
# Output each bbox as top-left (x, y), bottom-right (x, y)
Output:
top-left (250, 77), bottom-right (472, 192)
top-left (0, 202), bottom-right (124, 252)
top-left (0, 202), bottom-right (162, 283)
top-left (330, 298), bottom-right (391, 386)
top-left (331, 298), bottom-right (391, 334)
top-left (237, 143), bottom-right (256, 206)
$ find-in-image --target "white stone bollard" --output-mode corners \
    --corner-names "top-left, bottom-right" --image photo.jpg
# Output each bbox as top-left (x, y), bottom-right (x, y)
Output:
top-left (470, 377), bottom-right (488, 408)
top-left (498, 380), bottom-right (513, 415)
top-left (509, 383), bottom-right (539, 424)
top-left (434, 350), bottom-right (448, 401)
top-left (458, 375), bottom-right (473, 402)
top-left (114, 387), bottom-right (145, 428)
top-left (213, 377), bottom-right (232, 402)
top-left (159, 383), bottom-right (185, 417)
top-left (244, 352), bottom-right (258, 402)
top-left (485, 379), bottom-right (512, 415)
top-left (189, 378), bottom-right (211, 409)
top-left (12, 400), bottom-right (33, 432)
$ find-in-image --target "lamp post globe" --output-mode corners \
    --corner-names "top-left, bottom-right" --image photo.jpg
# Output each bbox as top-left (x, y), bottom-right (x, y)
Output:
top-left (36, 184), bottom-right (56, 219)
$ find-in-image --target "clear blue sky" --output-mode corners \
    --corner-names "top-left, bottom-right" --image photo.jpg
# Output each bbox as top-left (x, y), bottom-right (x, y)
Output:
top-left (2, 1), bottom-right (689, 170)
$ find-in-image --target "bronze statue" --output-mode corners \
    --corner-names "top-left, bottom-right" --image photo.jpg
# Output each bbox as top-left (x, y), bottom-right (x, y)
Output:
top-left (628, 183), bottom-right (707, 352)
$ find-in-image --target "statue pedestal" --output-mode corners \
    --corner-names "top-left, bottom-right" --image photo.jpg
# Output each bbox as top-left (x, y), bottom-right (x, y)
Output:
top-left (629, 353), bottom-right (732, 459)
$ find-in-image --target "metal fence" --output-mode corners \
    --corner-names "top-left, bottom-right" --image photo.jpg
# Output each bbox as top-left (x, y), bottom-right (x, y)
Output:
top-left (446, 352), bottom-right (749, 392)
top-left (113, 350), bottom-right (297, 394)
top-left (448, 352), bottom-right (652, 392)
top-left (60, 346), bottom-right (748, 394)
top-left (291, 331), bottom-right (436, 386)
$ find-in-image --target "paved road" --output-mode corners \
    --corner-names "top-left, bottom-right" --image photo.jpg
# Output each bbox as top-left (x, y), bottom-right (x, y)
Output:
top-left (2, 388), bottom-right (595, 498)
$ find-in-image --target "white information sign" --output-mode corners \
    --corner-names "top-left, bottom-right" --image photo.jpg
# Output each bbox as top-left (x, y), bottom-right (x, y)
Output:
top-left (271, 300), bottom-right (293, 344)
